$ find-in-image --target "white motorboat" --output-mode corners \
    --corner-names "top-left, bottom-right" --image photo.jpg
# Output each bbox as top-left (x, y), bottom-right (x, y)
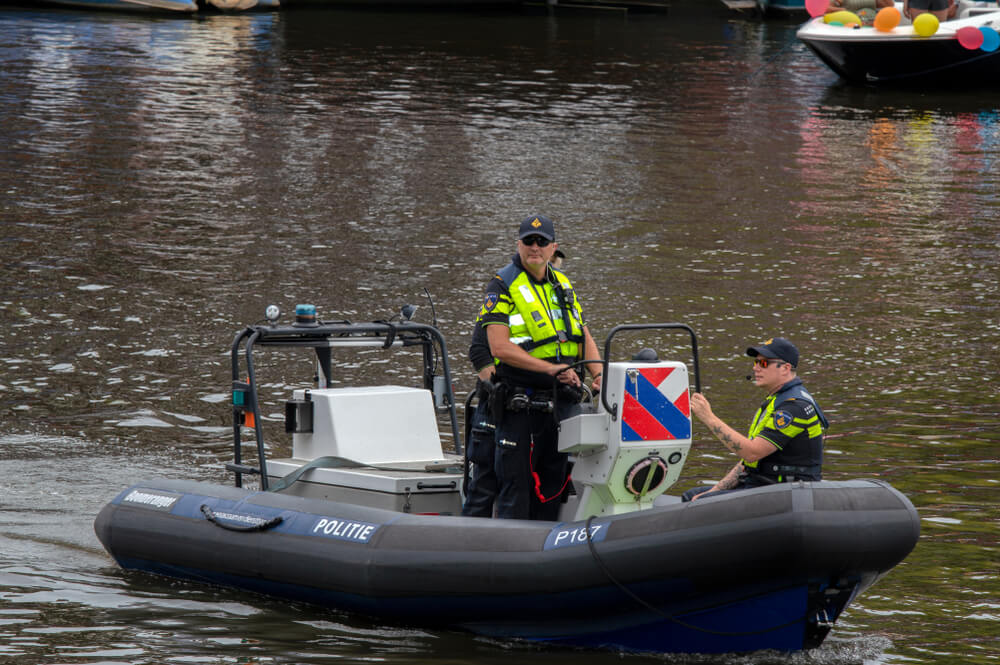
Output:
top-left (797, 0), bottom-right (1000, 84)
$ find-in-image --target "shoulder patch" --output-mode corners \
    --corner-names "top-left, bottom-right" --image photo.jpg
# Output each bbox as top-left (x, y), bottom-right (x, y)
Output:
top-left (483, 292), bottom-right (499, 312)
top-left (773, 410), bottom-right (793, 429)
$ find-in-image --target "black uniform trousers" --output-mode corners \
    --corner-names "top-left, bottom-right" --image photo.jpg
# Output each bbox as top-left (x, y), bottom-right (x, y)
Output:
top-left (461, 398), bottom-right (497, 517)
top-left (494, 401), bottom-right (571, 521)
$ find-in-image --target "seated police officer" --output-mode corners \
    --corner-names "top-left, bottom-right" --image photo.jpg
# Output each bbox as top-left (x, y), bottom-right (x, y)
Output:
top-left (683, 337), bottom-right (828, 502)
top-left (480, 215), bottom-right (602, 520)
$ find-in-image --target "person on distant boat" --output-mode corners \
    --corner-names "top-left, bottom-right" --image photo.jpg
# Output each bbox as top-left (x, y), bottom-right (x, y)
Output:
top-left (462, 249), bottom-right (570, 518)
top-left (826, 0), bottom-right (893, 23)
top-left (480, 216), bottom-right (602, 520)
top-left (682, 337), bottom-right (828, 502)
top-left (826, 0), bottom-right (893, 13)
top-left (903, 0), bottom-right (957, 20)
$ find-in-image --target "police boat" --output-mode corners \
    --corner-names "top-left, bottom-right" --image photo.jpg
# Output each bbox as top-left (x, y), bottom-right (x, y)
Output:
top-left (94, 304), bottom-right (920, 655)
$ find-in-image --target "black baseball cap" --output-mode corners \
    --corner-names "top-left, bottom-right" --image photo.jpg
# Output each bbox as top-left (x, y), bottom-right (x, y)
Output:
top-left (746, 337), bottom-right (799, 367)
top-left (518, 215), bottom-right (555, 241)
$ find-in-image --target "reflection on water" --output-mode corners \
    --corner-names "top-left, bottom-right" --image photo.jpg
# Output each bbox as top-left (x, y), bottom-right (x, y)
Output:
top-left (1, 2), bottom-right (998, 664)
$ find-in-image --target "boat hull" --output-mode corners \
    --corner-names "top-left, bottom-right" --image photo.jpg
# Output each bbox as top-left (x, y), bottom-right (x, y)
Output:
top-left (281, 0), bottom-right (521, 5)
top-left (801, 33), bottom-right (1000, 84)
top-left (759, 0), bottom-right (806, 14)
top-left (33, 0), bottom-right (199, 11)
top-left (94, 478), bottom-right (919, 654)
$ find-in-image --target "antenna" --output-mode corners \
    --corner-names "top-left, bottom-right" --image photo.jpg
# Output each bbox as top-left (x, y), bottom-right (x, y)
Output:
top-left (423, 288), bottom-right (438, 328)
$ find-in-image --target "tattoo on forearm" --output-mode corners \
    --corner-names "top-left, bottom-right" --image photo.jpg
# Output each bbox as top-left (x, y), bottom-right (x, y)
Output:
top-left (716, 465), bottom-right (742, 490)
top-left (712, 424), bottom-right (741, 453)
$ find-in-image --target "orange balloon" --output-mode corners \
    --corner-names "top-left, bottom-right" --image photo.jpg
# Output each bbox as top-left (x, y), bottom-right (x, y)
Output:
top-left (874, 6), bottom-right (901, 32)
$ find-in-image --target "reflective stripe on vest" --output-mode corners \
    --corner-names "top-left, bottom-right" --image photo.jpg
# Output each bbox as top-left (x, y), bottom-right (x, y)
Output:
top-left (496, 262), bottom-right (584, 362)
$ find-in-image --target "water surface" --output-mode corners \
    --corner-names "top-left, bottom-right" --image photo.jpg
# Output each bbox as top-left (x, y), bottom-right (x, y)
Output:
top-left (1, 3), bottom-right (998, 663)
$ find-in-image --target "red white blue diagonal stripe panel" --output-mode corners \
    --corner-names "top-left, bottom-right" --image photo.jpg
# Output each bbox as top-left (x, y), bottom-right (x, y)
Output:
top-left (621, 366), bottom-right (691, 442)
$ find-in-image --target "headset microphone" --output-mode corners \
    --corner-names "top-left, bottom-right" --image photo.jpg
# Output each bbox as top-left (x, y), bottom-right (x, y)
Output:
top-left (746, 374), bottom-right (753, 381)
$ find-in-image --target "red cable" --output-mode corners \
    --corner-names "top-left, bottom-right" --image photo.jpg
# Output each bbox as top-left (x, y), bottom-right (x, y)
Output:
top-left (530, 439), bottom-right (571, 503)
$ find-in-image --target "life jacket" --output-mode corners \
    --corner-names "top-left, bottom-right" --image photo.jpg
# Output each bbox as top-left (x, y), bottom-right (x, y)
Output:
top-left (743, 378), bottom-right (828, 483)
top-left (495, 262), bottom-right (585, 363)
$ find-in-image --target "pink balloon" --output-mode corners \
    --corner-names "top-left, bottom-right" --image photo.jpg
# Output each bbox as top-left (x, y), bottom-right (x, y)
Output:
top-left (957, 25), bottom-right (985, 50)
top-left (806, 0), bottom-right (829, 18)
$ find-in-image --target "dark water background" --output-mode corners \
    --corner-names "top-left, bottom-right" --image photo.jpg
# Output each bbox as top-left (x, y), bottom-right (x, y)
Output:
top-left (0, 2), bottom-right (997, 663)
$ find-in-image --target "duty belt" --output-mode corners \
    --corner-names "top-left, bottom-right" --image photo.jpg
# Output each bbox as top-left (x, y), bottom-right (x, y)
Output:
top-left (506, 391), bottom-right (554, 413)
top-left (754, 462), bottom-right (822, 480)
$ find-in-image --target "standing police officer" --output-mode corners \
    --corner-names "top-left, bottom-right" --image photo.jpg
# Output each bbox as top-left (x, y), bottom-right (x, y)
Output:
top-left (684, 337), bottom-right (828, 502)
top-left (480, 215), bottom-right (602, 520)
top-left (462, 250), bottom-right (571, 518)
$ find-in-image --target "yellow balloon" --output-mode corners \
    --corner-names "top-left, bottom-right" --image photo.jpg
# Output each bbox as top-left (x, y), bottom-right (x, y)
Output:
top-left (873, 6), bottom-right (901, 31)
top-left (824, 10), bottom-right (863, 25)
top-left (913, 13), bottom-right (940, 37)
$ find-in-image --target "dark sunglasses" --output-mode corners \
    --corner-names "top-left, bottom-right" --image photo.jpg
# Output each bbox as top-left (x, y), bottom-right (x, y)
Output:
top-left (753, 357), bottom-right (787, 369)
top-left (521, 235), bottom-right (551, 247)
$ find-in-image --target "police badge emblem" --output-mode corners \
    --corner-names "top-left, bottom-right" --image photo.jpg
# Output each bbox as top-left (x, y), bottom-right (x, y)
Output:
top-left (483, 292), bottom-right (499, 312)
top-left (773, 410), bottom-right (793, 429)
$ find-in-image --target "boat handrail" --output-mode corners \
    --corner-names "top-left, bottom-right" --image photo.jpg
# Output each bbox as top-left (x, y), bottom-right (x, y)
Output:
top-left (599, 323), bottom-right (701, 420)
top-left (227, 316), bottom-right (461, 490)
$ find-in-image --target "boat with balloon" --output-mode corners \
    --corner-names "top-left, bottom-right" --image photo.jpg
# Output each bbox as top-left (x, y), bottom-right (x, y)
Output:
top-left (797, 0), bottom-right (1000, 83)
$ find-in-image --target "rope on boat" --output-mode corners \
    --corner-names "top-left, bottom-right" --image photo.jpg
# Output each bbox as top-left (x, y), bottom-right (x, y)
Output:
top-left (583, 515), bottom-right (812, 636)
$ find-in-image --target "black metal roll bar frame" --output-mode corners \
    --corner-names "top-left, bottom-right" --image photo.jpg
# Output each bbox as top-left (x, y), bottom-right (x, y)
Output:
top-left (227, 319), bottom-right (461, 490)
